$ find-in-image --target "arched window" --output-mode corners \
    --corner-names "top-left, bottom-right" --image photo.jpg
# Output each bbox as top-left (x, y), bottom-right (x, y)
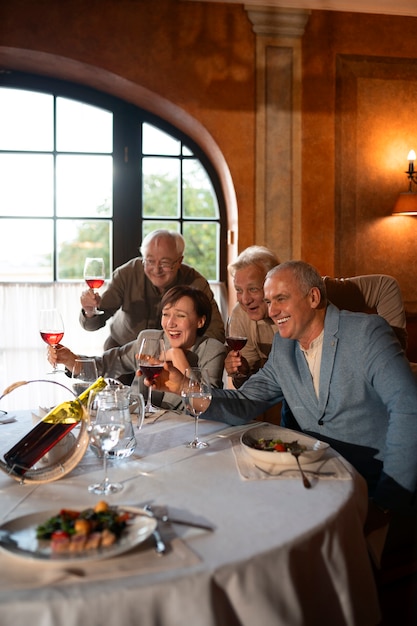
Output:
top-left (0, 71), bottom-right (228, 409)
top-left (0, 71), bottom-right (226, 283)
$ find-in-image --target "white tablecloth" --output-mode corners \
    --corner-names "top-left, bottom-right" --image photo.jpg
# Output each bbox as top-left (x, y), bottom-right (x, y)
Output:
top-left (0, 410), bottom-right (380, 626)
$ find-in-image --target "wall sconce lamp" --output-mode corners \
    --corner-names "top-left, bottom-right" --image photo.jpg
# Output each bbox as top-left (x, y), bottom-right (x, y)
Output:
top-left (392, 150), bottom-right (417, 215)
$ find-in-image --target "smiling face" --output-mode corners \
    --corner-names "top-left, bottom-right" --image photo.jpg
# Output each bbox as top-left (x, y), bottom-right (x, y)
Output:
top-left (142, 236), bottom-right (183, 292)
top-left (263, 268), bottom-right (325, 349)
top-left (233, 265), bottom-right (268, 321)
top-left (161, 296), bottom-right (206, 350)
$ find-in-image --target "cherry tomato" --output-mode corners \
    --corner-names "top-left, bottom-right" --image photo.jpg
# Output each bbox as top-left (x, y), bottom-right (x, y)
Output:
top-left (274, 443), bottom-right (286, 452)
top-left (51, 529), bottom-right (70, 540)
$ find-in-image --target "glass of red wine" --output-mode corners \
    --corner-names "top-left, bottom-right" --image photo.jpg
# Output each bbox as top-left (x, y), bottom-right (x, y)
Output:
top-left (39, 308), bottom-right (65, 374)
top-left (226, 317), bottom-right (248, 379)
top-left (83, 257), bottom-right (105, 315)
top-left (136, 337), bottom-right (166, 415)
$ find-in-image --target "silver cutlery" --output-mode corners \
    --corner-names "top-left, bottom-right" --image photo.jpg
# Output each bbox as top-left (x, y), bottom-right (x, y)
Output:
top-left (151, 526), bottom-right (167, 555)
top-left (144, 504), bottom-right (214, 532)
top-left (289, 443), bottom-right (312, 488)
top-left (143, 507), bottom-right (167, 555)
top-left (255, 464), bottom-right (336, 478)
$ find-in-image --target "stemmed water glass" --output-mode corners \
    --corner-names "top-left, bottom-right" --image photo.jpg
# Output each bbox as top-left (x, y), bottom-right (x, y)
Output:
top-left (39, 308), bottom-right (65, 374)
top-left (71, 358), bottom-right (98, 396)
top-left (88, 405), bottom-right (125, 495)
top-left (226, 317), bottom-right (248, 379)
top-left (136, 337), bottom-right (166, 415)
top-left (180, 367), bottom-right (212, 448)
top-left (84, 257), bottom-right (105, 315)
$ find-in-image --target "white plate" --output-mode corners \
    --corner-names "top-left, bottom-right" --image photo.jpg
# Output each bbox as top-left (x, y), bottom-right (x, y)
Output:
top-left (0, 506), bottom-right (157, 562)
top-left (241, 424), bottom-right (329, 467)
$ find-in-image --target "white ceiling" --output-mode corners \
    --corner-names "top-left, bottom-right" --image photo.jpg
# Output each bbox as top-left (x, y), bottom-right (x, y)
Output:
top-left (184, 0), bottom-right (417, 19)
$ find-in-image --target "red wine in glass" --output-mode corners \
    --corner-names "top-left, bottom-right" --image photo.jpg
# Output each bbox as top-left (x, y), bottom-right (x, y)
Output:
top-left (140, 364), bottom-right (164, 382)
top-left (226, 318), bottom-right (248, 379)
top-left (136, 337), bottom-right (166, 415)
top-left (84, 257), bottom-right (106, 315)
top-left (85, 278), bottom-right (104, 290)
top-left (226, 337), bottom-right (247, 352)
top-left (39, 308), bottom-right (65, 374)
top-left (40, 331), bottom-right (64, 346)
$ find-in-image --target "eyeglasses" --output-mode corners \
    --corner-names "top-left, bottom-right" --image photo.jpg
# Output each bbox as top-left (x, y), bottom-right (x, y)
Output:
top-left (142, 257), bottom-right (181, 272)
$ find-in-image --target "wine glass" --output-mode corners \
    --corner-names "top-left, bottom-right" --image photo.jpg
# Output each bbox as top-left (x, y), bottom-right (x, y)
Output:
top-left (39, 308), bottom-right (65, 374)
top-left (83, 257), bottom-right (105, 315)
top-left (226, 317), bottom-right (248, 379)
top-left (71, 358), bottom-right (98, 396)
top-left (136, 337), bottom-right (166, 415)
top-left (88, 396), bottom-right (125, 495)
top-left (180, 367), bottom-right (212, 449)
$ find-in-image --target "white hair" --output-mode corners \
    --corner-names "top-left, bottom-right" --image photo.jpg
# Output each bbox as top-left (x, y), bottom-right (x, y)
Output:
top-left (140, 230), bottom-right (185, 257)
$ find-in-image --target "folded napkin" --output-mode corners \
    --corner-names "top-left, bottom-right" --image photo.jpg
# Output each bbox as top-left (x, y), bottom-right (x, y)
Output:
top-left (231, 434), bottom-right (353, 481)
top-left (0, 506), bottom-right (201, 591)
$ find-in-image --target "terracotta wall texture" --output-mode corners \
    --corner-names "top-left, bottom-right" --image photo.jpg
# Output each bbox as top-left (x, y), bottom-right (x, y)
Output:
top-left (2, 1), bottom-right (417, 341)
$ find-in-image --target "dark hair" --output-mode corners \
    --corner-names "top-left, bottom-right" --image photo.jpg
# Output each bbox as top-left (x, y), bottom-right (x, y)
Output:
top-left (160, 285), bottom-right (212, 336)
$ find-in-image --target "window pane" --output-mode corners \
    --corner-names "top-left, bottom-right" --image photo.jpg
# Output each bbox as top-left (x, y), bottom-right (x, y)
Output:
top-left (0, 154), bottom-right (54, 217)
top-left (183, 221), bottom-right (219, 281)
top-left (0, 88), bottom-right (53, 151)
top-left (142, 221), bottom-right (180, 242)
top-left (183, 160), bottom-right (219, 219)
top-left (56, 97), bottom-right (113, 153)
top-left (143, 123), bottom-right (181, 156)
top-left (0, 219), bottom-right (53, 281)
top-left (57, 220), bottom-right (112, 280)
top-left (143, 157), bottom-right (179, 218)
top-left (56, 155), bottom-right (112, 217)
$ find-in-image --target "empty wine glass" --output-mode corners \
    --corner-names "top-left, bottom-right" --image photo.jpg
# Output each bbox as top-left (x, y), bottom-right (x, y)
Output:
top-left (136, 337), bottom-right (166, 415)
top-left (180, 367), bottom-right (212, 448)
top-left (39, 308), bottom-right (65, 374)
top-left (226, 317), bottom-right (248, 379)
top-left (71, 358), bottom-right (98, 396)
top-left (88, 395), bottom-right (125, 495)
top-left (84, 257), bottom-right (105, 315)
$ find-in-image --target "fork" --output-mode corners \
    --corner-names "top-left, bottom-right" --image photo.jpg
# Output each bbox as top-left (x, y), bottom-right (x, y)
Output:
top-left (255, 464), bottom-right (336, 478)
top-left (144, 505), bottom-right (167, 555)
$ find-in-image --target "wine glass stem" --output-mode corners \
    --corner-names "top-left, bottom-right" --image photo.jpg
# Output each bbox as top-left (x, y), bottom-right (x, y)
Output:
top-left (194, 414), bottom-right (200, 442)
top-left (146, 384), bottom-right (153, 411)
top-left (102, 451), bottom-right (110, 488)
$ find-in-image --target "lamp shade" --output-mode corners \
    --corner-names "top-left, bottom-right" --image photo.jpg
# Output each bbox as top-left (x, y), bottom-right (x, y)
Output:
top-left (392, 192), bottom-right (417, 215)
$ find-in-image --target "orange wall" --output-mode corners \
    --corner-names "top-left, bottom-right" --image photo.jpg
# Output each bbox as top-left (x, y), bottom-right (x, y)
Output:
top-left (0, 0), bottom-right (256, 252)
top-left (302, 11), bottom-right (417, 307)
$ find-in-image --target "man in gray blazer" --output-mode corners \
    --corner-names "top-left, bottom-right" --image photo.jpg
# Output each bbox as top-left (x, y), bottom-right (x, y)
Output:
top-left (152, 260), bottom-right (417, 516)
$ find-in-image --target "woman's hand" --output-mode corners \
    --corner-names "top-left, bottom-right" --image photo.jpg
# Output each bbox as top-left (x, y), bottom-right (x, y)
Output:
top-left (165, 347), bottom-right (189, 376)
top-left (137, 361), bottom-right (184, 395)
top-left (47, 344), bottom-right (78, 373)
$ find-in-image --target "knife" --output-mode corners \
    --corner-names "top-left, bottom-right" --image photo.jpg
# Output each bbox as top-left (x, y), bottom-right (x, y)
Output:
top-left (141, 506), bottom-right (214, 532)
top-left (156, 514), bottom-right (214, 532)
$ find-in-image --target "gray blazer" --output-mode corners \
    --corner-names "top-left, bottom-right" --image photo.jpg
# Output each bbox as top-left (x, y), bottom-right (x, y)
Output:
top-left (206, 304), bottom-right (417, 510)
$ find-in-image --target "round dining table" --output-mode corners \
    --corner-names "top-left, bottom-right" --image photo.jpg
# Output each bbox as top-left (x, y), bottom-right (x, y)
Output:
top-left (0, 408), bottom-right (381, 626)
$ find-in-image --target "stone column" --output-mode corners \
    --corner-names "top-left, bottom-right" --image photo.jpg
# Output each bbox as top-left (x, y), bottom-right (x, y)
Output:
top-left (244, 6), bottom-right (310, 260)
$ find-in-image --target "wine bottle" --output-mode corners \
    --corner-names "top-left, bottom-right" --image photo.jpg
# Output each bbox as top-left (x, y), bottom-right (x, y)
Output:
top-left (4, 377), bottom-right (107, 475)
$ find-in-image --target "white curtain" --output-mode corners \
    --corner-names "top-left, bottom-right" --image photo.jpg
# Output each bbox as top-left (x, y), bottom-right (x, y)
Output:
top-left (0, 282), bottom-right (228, 410)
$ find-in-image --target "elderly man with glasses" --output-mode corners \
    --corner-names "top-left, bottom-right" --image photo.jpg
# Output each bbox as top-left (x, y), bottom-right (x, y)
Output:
top-left (79, 229), bottom-right (225, 351)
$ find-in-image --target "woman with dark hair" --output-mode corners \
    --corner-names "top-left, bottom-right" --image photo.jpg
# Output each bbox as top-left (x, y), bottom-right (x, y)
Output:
top-left (48, 285), bottom-right (227, 410)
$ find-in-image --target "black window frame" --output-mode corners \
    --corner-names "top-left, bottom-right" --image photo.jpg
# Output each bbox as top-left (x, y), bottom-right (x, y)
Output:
top-left (0, 70), bottom-right (227, 281)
